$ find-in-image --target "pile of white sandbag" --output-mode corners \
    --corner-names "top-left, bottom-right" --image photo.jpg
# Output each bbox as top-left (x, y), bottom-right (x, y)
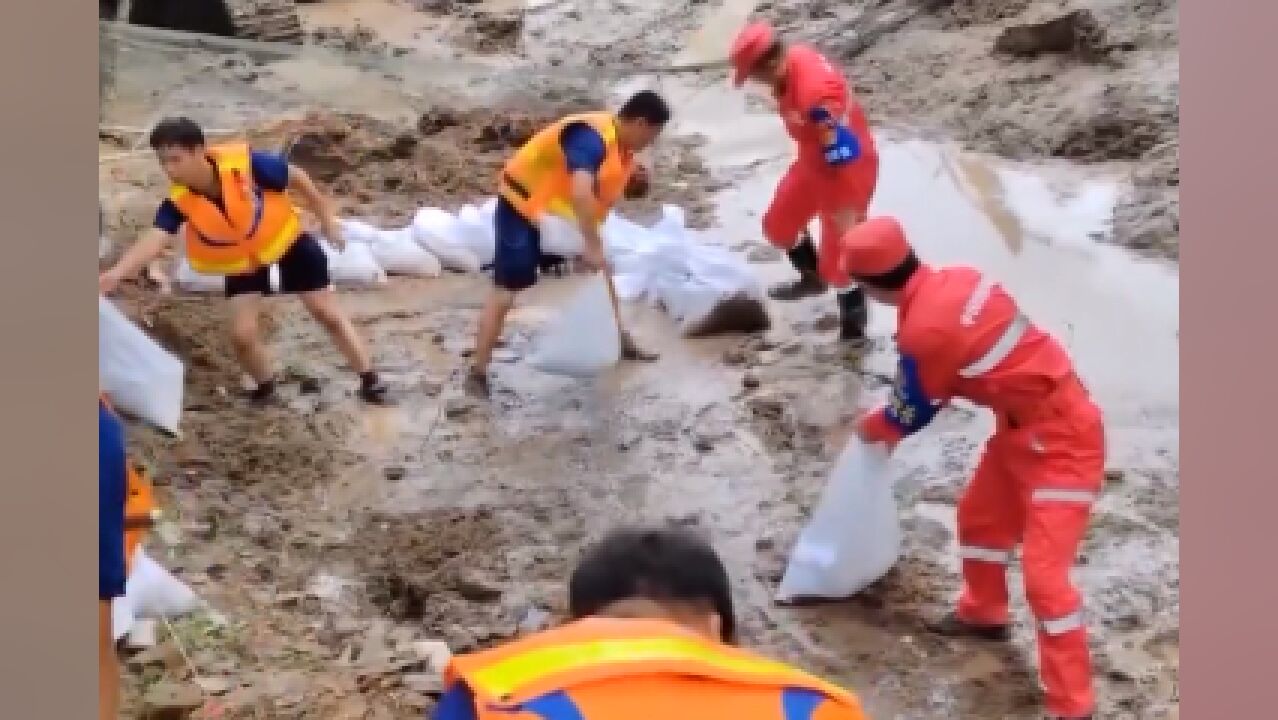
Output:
top-left (168, 201), bottom-right (769, 337)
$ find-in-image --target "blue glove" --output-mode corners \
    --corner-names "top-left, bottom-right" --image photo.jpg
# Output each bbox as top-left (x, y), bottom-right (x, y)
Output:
top-left (808, 106), bottom-right (861, 166)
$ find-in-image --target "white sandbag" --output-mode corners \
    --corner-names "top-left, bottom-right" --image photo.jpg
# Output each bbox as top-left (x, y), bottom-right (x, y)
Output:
top-left (339, 218), bottom-right (383, 245)
top-left (112, 548), bottom-right (203, 641)
top-left (456, 203), bottom-right (496, 266)
top-left (370, 228), bottom-right (443, 278)
top-left (320, 238), bottom-right (387, 287)
top-left (527, 274), bottom-right (621, 377)
top-left (99, 296), bottom-right (185, 436)
top-left (410, 207), bottom-right (483, 274)
top-left (776, 438), bottom-right (901, 602)
top-left (539, 213), bottom-right (587, 258)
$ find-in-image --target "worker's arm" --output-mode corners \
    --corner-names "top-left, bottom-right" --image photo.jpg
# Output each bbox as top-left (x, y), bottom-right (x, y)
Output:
top-left (99, 227), bottom-right (172, 294)
top-left (569, 169), bottom-right (606, 271)
top-left (286, 162), bottom-right (343, 250)
top-left (857, 328), bottom-right (957, 449)
top-left (561, 122), bottom-right (608, 272)
top-left (807, 101), bottom-right (860, 166)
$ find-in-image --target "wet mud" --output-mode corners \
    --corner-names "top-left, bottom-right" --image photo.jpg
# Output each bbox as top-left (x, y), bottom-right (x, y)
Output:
top-left (102, 2), bottom-right (1178, 718)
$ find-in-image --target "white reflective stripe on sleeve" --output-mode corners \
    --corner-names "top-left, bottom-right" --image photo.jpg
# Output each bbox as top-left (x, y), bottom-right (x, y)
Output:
top-left (958, 313), bottom-right (1029, 378)
top-left (1031, 488), bottom-right (1098, 504)
top-left (1039, 610), bottom-right (1085, 636)
top-left (959, 546), bottom-right (1012, 564)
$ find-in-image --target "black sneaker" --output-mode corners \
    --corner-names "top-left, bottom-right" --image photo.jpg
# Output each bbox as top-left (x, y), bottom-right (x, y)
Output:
top-left (246, 379), bottom-right (278, 406)
top-left (357, 371), bottom-right (390, 404)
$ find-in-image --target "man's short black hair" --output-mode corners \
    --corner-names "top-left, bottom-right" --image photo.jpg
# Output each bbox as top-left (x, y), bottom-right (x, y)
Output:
top-left (617, 90), bottom-right (672, 126)
top-left (568, 526), bottom-right (737, 643)
top-left (148, 117), bottom-right (206, 151)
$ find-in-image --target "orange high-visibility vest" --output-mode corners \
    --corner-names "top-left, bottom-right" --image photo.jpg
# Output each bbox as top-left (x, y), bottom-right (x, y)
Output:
top-left (498, 112), bottom-right (635, 224)
top-left (444, 617), bottom-right (869, 720)
top-left (101, 393), bottom-right (159, 574)
top-left (170, 143), bottom-right (302, 276)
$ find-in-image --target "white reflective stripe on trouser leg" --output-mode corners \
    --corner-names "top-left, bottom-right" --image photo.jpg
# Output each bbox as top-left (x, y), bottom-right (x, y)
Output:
top-left (1031, 488), bottom-right (1099, 504)
top-left (959, 313), bottom-right (1030, 378)
top-left (959, 546), bottom-right (1012, 564)
top-left (1039, 609), bottom-right (1085, 636)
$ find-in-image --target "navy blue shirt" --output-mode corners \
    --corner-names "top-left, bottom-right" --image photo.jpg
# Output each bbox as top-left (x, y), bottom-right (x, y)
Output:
top-left (153, 150), bottom-right (291, 234)
top-left (430, 683), bottom-right (477, 720)
top-left (560, 122), bottom-right (606, 175)
top-left (99, 400), bottom-right (129, 600)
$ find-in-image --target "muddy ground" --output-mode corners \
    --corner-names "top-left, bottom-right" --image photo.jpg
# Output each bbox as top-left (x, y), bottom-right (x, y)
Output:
top-left (101, 1), bottom-right (1178, 718)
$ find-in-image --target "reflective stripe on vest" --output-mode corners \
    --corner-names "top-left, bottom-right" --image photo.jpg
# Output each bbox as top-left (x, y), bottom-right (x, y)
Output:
top-left (172, 143), bottom-right (301, 275)
top-left (498, 112), bottom-right (633, 224)
top-left (957, 276), bottom-right (1030, 379)
top-left (513, 686), bottom-right (835, 720)
top-left (465, 635), bottom-right (853, 706)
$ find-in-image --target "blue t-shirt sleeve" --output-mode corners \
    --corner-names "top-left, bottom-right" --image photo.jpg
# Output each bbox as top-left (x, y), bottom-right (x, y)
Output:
top-left (430, 683), bottom-right (478, 720)
top-left (250, 150), bottom-right (291, 191)
top-left (559, 122), bottom-right (606, 174)
top-left (99, 401), bottom-right (129, 600)
top-left (153, 199), bottom-right (185, 234)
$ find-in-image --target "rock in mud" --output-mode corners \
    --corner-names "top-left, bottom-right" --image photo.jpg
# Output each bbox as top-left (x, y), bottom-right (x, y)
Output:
top-left (994, 10), bottom-right (1107, 59)
top-left (683, 292), bottom-right (771, 338)
top-left (454, 570), bottom-right (505, 603)
top-left (140, 681), bottom-right (205, 720)
top-left (747, 245), bottom-right (783, 263)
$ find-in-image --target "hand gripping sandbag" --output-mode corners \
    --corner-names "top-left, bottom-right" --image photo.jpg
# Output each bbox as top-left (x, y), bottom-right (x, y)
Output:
top-left (99, 296), bottom-right (185, 436)
top-left (776, 438), bottom-right (901, 602)
top-left (528, 274), bottom-right (622, 377)
top-left (319, 237), bottom-right (388, 287)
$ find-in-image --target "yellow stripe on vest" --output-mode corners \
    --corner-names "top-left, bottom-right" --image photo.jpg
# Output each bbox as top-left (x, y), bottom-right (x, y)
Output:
top-left (467, 636), bottom-right (852, 703)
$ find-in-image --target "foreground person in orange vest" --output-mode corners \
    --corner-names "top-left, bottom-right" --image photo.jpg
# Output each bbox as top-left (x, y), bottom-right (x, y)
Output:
top-left (99, 393), bottom-right (159, 719)
top-left (465, 92), bottom-right (671, 399)
top-left (432, 527), bottom-right (869, 720)
top-left (842, 218), bottom-right (1104, 720)
top-left (98, 117), bottom-right (388, 405)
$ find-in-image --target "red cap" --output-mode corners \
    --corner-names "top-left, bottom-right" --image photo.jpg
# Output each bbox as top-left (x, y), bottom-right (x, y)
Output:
top-left (729, 22), bottom-right (776, 87)
top-left (840, 216), bottom-right (914, 279)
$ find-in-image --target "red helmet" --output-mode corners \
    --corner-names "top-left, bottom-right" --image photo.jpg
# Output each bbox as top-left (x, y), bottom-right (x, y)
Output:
top-left (840, 217), bottom-right (914, 280)
top-left (729, 21), bottom-right (776, 87)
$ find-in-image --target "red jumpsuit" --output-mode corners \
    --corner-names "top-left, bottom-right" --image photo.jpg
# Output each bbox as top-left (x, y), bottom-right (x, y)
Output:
top-left (859, 264), bottom-right (1105, 719)
top-left (764, 45), bottom-right (880, 288)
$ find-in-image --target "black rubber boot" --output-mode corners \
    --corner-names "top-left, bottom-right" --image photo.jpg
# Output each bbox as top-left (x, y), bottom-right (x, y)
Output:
top-left (768, 231), bottom-right (827, 302)
top-left (836, 287), bottom-right (870, 342)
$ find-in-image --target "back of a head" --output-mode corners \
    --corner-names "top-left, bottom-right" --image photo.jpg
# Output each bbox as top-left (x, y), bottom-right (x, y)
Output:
top-left (569, 526), bottom-right (737, 643)
top-left (617, 90), bottom-right (672, 127)
top-left (148, 116), bottom-right (206, 152)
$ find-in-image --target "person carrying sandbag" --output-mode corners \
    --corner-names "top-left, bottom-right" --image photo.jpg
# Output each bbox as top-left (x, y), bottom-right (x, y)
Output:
top-left (98, 117), bottom-right (389, 405)
top-left (841, 217), bottom-right (1106, 720)
top-left (431, 526), bottom-right (870, 720)
top-left (465, 92), bottom-right (670, 399)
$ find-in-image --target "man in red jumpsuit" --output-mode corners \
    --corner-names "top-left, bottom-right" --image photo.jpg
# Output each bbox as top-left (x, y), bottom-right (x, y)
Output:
top-left (729, 21), bottom-right (880, 343)
top-left (842, 217), bottom-right (1105, 720)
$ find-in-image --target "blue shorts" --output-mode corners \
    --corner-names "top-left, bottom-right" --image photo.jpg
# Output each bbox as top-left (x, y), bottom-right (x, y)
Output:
top-left (224, 232), bottom-right (331, 297)
top-left (491, 197), bottom-right (543, 292)
top-left (99, 401), bottom-right (128, 600)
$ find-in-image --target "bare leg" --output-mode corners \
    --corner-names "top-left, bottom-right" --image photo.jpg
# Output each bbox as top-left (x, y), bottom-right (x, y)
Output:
top-left (467, 288), bottom-right (515, 398)
top-left (298, 288), bottom-right (388, 402)
top-left (229, 294), bottom-right (274, 385)
top-left (298, 287), bottom-right (372, 374)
